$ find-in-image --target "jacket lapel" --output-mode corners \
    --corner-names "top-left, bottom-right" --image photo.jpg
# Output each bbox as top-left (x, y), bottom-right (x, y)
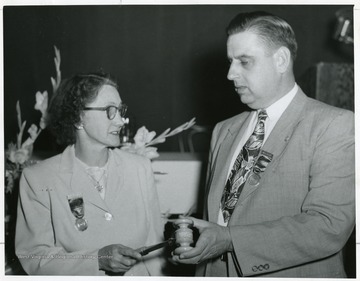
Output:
top-left (103, 150), bottom-right (125, 216)
top-left (261, 89), bottom-right (307, 168)
top-left (207, 112), bottom-right (252, 222)
top-left (229, 89), bottom-right (308, 216)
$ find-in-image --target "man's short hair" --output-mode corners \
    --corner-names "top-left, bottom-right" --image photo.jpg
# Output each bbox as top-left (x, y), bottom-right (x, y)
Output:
top-left (226, 11), bottom-right (298, 62)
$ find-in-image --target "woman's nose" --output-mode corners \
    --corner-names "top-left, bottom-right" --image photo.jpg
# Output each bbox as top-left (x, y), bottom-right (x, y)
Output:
top-left (113, 111), bottom-right (125, 126)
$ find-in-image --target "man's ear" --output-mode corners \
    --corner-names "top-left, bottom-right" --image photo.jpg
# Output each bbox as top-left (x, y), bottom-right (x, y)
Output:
top-left (274, 46), bottom-right (291, 74)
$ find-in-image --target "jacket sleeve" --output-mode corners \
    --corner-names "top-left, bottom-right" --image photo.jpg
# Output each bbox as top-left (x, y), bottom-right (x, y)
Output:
top-left (15, 168), bottom-right (102, 275)
top-left (229, 110), bottom-right (355, 276)
top-left (137, 158), bottom-right (167, 276)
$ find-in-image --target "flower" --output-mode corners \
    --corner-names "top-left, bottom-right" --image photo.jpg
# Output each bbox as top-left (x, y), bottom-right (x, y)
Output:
top-left (133, 126), bottom-right (158, 147)
top-left (121, 118), bottom-right (196, 160)
top-left (8, 147), bottom-right (31, 165)
top-left (5, 98), bottom-right (45, 193)
top-left (28, 124), bottom-right (39, 140)
top-left (34, 91), bottom-right (48, 129)
top-left (34, 91), bottom-right (48, 115)
top-left (5, 46), bottom-right (61, 194)
top-left (122, 144), bottom-right (160, 160)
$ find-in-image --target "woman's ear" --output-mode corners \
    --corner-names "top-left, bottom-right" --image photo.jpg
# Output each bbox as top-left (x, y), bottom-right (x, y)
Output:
top-left (74, 115), bottom-right (84, 130)
top-left (274, 46), bottom-right (291, 74)
top-left (74, 113), bottom-right (85, 130)
top-left (74, 123), bottom-right (84, 130)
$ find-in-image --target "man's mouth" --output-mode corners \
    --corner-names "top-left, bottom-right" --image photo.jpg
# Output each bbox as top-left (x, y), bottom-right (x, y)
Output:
top-left (235, 86), bottom-right (247, 93)
top-left (109, 130), bottom-right (121, 135)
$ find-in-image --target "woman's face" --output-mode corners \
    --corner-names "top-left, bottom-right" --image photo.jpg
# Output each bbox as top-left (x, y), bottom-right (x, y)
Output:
top-left (79, 85), bottom-right (125, 149)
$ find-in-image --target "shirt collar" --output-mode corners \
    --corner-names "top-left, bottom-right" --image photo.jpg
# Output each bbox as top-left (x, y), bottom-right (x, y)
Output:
top-left (75, 150), bottom-right (110, 171)
top-left (261, 83), bottom-right (298, 121)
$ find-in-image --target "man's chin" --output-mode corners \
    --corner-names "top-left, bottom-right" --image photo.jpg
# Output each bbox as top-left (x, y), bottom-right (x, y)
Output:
top-left (239, 95), bottom-right (253, 105)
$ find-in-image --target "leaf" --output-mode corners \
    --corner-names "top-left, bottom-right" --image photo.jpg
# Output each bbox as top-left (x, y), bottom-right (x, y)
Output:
top-left (17, 120), bottom-right (27, 149)
top-left (50, 77), bottom-right (56, 91)
top-left (16, 100), bottom-right (22, 131)
top-left (166, 118), bottom-right (196, 137)
top-left (51, 45), bottom-right (62, 94)
top-left (145, 118), bottom-right (196, 147)
top-left (156, 128), bottom-right (172, 139)
top-left (146, 137), bottom-right (166, 146)
top-left (145, 128), bottom-right (171, 147)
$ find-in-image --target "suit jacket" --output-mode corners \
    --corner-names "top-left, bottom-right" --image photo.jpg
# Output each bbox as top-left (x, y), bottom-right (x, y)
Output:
top-left (15, 145), bottom-right (166, 276)
top-left (197, 89), bottom-right (355, 278)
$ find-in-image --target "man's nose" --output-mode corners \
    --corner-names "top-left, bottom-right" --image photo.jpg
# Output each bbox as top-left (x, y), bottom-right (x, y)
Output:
top-left (227, 62), bottom-right (239, 81)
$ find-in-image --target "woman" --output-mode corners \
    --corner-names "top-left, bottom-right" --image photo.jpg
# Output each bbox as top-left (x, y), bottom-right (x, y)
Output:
top-left (15, 73), bottom-right (166, 276)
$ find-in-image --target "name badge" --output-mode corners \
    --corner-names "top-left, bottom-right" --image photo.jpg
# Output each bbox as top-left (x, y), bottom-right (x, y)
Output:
top-left (249, 150), bottom-right (273, 186)
top-left (67, 194), bottom-right (88, 231)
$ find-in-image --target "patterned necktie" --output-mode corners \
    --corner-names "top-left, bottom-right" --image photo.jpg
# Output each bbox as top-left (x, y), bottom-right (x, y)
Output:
top-left (220, 110), bottom-right (268, 223)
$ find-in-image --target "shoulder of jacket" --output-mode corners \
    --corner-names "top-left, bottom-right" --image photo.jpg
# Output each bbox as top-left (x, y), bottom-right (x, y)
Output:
top-left (23, 153), bottom-right (62, 175)
top-left (304, 97), bottom-right (354, 121)
top-left (111, 147), bottom-right (151, 166)
top-left (214, 111), bottom-right (250, 132)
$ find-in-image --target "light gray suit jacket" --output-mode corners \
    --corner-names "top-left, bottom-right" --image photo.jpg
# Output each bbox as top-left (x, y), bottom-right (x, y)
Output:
top-left (16, 145), bottom-right (166, 276)
top-left (198, 89), bottom-right (355, 278)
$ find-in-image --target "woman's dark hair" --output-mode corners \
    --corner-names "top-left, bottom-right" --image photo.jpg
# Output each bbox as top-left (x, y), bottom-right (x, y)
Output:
top-left (226, 11), bottom-right (298, 62)
top-left (47, 72), bottom-right (118, 145)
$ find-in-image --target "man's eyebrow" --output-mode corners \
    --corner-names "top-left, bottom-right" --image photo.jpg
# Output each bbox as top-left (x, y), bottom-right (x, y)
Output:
top-left (228, 54), bottom-right (253, 60)
top-left (236, 54), bottom-right (253, 59)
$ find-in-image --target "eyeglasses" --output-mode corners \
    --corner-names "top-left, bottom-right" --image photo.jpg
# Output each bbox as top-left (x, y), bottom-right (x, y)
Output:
top-left (83, 104), bottom-right (128, 120)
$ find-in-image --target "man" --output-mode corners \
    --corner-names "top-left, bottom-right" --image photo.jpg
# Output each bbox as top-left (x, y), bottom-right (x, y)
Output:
top-left (172, 11), bottom-right (355, 278)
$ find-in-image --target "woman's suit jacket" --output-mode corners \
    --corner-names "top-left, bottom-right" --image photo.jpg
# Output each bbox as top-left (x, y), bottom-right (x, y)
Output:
top-left (15, 145), bottom-right (166, 276)
top-left (198, 89), bottom-right (355, 277)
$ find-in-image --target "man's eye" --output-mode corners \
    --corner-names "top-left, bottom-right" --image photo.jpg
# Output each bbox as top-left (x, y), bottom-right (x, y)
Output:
top-left (240, 61), bottom-right (249, 65)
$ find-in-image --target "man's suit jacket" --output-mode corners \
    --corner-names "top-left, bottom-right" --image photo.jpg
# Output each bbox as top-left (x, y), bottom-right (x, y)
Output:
top-left (198, 89), bottom-right (355, 278)
top-left (15, 145), bottom-right (165, 276)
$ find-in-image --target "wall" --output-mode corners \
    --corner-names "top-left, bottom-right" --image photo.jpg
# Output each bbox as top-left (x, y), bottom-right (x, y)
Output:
top-left (3, 5), bottom-right (354, 152)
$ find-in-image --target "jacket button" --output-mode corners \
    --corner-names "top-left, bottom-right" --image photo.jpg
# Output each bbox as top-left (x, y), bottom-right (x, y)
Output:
top-left (104, 212), bottom-right (113, 221)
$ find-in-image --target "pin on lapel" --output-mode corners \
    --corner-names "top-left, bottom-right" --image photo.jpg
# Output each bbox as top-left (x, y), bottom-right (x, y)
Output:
top-left (67, 194), bottom-right (88, 231)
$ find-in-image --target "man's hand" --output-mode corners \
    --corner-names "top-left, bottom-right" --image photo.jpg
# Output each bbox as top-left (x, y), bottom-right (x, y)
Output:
top-left (98, 244), bottom-right (142, 273)
top-left (172, 217), bottom-right (233, 264)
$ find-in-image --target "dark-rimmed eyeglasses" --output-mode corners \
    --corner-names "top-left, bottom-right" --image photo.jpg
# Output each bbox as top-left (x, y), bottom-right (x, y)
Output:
top-left (83, 104), bottom-right (128, 120)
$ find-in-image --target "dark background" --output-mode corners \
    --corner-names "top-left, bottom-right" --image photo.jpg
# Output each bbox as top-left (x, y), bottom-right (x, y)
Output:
top-left (3, 5), bottom-right (354, 152)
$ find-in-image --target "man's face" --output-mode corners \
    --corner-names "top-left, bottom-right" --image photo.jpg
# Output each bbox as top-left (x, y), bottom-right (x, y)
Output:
top-left (227, 30), bottom-right (282, 109)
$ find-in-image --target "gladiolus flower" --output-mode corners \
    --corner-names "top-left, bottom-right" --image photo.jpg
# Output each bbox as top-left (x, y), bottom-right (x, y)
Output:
top-left (9, 148), bottom-right (30, 165)
top-left (34, 91), bottom-right (48, 116)
top-left (134, 126), bottom-right (156, 147)
top-left (27, 124), bottom-right (38, 140)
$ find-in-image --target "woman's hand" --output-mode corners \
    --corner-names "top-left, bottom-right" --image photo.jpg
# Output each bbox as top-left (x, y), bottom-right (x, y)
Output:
top-left (98, 244), bottom-right (142, 273)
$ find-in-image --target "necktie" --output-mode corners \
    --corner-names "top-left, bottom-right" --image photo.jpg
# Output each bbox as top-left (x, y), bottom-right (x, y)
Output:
top-left (220, 110), bottom-right (268, 223)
